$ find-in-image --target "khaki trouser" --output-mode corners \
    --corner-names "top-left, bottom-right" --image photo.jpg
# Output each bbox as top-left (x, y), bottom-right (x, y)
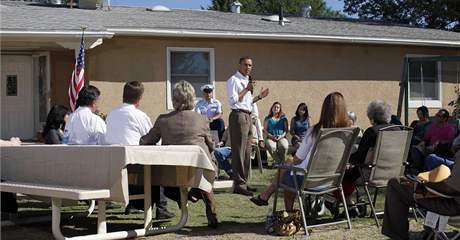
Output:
top-left (265, 137), bottom-right (289, 165)
top-left (229, 110), bottom-right (252, 187)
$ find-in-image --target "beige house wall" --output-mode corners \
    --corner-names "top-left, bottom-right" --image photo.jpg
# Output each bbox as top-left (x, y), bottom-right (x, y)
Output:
top-left (50, 50), bottom-right (75, 107)
top-left (84, 37), bottom-right (459, 128)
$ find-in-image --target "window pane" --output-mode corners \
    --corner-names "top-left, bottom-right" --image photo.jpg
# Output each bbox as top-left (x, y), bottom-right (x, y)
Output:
top-left (409, 61), bottom-right (439, 101)
top-left (171, 52), bottom-right (210, 75)
top-left (171, 76), bottom-right (209, 99)
top-left (6, 75), bottom-right (17, 96)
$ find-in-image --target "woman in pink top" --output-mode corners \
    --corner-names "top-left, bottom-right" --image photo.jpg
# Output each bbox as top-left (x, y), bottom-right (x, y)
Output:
top-left (424, 109), bottom-right (455, 146)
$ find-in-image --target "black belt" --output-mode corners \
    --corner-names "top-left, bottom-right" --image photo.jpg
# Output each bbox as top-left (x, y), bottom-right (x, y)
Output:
top-left (232, 109), bottom-right (251, 115)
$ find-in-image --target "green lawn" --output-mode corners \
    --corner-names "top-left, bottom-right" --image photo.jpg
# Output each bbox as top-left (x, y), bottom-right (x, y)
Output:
top-left (2, 169), bottom-right (430, 239)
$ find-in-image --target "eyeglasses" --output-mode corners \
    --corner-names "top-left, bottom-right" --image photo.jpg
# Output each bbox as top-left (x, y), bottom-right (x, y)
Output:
top-left (203, 89), bottom-right (212, 93)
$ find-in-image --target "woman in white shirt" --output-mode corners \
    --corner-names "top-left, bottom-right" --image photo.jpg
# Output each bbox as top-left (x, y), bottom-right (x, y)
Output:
top-left (250, 92), bottom-right (350, 212)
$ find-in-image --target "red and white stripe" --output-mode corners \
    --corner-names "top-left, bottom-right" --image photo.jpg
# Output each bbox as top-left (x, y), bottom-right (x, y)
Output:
top-left (68, 65), bottom-right (85, 112)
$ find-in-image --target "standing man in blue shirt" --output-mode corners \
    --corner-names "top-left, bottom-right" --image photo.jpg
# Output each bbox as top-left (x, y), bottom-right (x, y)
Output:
top-left (195, 84), bottom-right (225, 141)
top-left (226, 56), bottom-right (269, 196)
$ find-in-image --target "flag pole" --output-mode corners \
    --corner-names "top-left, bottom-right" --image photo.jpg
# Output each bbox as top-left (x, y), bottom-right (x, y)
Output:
top-left (81, 26), bottom-right (87, 39)
top-left (68, 26), bottom-right (88, 112)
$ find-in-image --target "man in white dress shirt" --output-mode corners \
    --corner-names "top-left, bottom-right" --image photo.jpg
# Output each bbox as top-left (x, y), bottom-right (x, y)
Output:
top-left (195, 84), bottom-right (225, 141)
top-left (226, 56), bottom-right (269, 196)
top-left (66, 85), bottom-right (106, 145)
top-left (105, 81), bottom-right (152, 145)
top-left (105, 81), bottom-right (175, 219)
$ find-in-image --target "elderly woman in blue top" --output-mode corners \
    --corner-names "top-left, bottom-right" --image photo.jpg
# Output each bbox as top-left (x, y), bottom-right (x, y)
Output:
top-left (264, 101), bottom-right (289, 166)
top-left (195, 84), bottom-right (225, 141)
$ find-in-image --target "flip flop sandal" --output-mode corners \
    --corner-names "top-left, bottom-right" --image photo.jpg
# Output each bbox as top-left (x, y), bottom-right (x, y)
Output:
top-left (250, 195), bottom-right (269, 206)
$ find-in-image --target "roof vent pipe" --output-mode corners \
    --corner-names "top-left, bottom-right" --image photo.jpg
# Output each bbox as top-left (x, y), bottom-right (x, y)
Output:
top-left (101, 0), bottom-right (111, 10)
top-left (279, 3), bottom-right (284, 26)
top-left (300, 3), bottom-right (312, 17)
top-left (231, 1), bottom-right (242, 14)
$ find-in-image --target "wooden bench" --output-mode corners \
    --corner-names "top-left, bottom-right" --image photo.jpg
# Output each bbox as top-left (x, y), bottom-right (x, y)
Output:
top-left (1, 181), bottom-right (111, 239)
top-left (1, 181), bottom-right (110, 200)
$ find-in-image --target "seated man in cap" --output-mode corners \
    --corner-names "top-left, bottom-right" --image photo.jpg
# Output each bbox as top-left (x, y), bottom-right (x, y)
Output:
top-left (195, 84), bottom-right (225, 141)
top-left (381, 136), bottom-right (460, 240)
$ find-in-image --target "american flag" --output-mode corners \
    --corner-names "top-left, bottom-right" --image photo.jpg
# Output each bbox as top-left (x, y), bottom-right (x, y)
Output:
top-left (68, 32), bottom-right (85, 112)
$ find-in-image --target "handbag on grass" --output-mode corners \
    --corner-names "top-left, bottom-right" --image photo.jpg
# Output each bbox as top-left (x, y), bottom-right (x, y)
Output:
top-left (271, 210), bottom-right (303, 236)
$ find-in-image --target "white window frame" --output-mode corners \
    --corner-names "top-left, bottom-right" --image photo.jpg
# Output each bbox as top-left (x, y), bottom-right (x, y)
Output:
top-left (406, 54), bottom-right (442, 108)
top-left (166, 47), bottom-right (215, 110)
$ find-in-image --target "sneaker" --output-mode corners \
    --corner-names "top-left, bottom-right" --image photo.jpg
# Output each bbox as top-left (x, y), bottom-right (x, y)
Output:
top-left (156, 209), bottom-right (175, 220)
top-left (217, 175), bottom-right (231, 180)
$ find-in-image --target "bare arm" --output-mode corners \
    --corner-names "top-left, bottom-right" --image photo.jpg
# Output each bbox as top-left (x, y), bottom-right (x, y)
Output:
top-left (283, 117), bottom-right (289, 137)
top-left (211, 112), bottom-right (223, 121)
top-left (290, 118), bottom-right (296, 136)
top-left (252, 87), bottom-right (269, 103)
top-left (264, 118), bottom-right (275, 141)
top-left (238, 87), bottom-right (251, 102)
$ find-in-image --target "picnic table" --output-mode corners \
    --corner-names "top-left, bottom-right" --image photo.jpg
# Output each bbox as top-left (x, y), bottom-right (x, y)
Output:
top-left (1, 145), bottom-right (216, 239)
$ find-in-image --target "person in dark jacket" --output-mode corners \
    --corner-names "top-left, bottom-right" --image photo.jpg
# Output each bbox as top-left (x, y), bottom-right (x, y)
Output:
top-left (42, 105), bottom-right (69, 144)
top-left (409, 106), bottom-right (431, 146)
top-left (338, 100), bottom-right (395, 217)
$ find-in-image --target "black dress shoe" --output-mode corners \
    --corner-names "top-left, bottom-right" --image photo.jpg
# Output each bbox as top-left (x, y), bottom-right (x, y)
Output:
top-left (188, 188), bottom-right (203, 203)
top-left (233, 186), bottom-right (254, 196)
top-left (124, 205), bottom-right (144, 215)
top-left (208, 221), bottom-right (219, 229)
top-left (324, 201), bottom-right (339, 218)
top-left (156, 209), bottom-right (175, 220)
top-left (246, 186), bottom-right (257, 192)
top-left (106, 201), bottom-right (121, 210)
top-left (207, 213), bottom-right (219, 229)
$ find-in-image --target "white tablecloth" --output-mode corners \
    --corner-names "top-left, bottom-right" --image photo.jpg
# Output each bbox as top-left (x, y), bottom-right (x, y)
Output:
top-left (1, 145), bottom-right (216, 204)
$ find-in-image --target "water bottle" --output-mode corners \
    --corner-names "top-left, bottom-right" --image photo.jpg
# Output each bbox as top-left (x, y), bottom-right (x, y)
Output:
top-left (62, 129), bottom-right (69, 144)
top-left (265, 207), bottom-right (275, 234)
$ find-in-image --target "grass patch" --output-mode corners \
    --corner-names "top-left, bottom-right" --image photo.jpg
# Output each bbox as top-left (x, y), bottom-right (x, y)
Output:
top-left (2, 169), bottom-right (433, 239)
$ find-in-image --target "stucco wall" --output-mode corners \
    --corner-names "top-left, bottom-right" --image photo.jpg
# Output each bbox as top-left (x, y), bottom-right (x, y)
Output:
top-left (86, 37), bottom-right (459, 128)
top-left (50, 50), bottom-right (75, 107)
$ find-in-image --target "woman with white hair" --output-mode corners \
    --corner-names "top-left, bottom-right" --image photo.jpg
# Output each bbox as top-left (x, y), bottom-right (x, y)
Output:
top-left (333, 100), bottom-right (394, 217)
top-left (140, 80), bottom-right (218, 228)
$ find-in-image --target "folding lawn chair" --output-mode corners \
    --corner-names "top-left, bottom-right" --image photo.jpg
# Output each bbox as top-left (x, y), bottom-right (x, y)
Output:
top-left (355, 125), bottom-right (413, 227)
top-left (413, 182), bottom-right (460, 240)
top-left (272, 127), bottom-right (360, 237)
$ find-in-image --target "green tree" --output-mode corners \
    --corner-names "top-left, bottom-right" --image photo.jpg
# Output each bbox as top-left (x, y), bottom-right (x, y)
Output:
top-left (343, 0), bottom-right (460, 31)
top-left (207, 0), bottom-right (342, 18)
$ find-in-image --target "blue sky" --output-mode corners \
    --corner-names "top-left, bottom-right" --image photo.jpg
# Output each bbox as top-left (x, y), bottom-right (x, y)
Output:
top-left (111, 0), bottom-right (345, 12)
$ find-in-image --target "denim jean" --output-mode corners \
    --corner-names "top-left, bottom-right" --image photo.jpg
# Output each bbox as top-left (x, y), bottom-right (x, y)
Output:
top-left (424, 154), bottom-right (455, 171)
top-left (213, 147), bottom-right (234, 177)
top-left (210, 118), bottom-right (225, 141)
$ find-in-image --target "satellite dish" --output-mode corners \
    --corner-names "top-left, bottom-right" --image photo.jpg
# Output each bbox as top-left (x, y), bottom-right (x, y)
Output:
top-left (146, 5), bottom-right (171, 12)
